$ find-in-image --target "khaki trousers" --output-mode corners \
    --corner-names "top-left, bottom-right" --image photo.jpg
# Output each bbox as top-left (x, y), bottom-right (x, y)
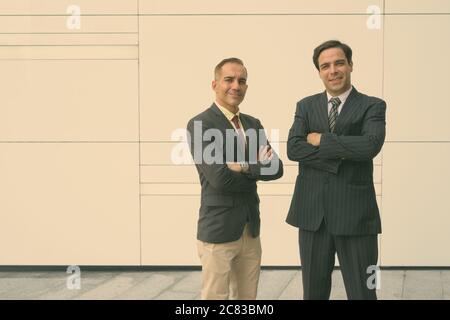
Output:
top-left (197, 224), bottom-right (262, 300)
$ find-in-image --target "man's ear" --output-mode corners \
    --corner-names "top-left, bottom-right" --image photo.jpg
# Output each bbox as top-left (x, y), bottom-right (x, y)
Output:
top-left (211, 80), bottom-right (217, 90)
top-left (349, 61), bottom-right (353, 72)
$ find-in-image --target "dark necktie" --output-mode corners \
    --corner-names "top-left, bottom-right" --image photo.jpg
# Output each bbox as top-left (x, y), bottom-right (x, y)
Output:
top-left (328, 97), bottom-right (341, 133)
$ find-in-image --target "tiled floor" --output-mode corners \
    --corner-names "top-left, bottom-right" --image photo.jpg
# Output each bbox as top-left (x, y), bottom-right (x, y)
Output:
top-left (0, 269), bottom-right (448, 300)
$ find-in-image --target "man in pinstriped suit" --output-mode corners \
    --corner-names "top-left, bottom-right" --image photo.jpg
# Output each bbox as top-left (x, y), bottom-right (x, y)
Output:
top-left (286, 40), bottom-right (386, 300)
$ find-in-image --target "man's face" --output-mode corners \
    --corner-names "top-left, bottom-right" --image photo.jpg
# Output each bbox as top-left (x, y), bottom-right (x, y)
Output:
top-left (317, 47), bottom-right (353, 96)
top-left (212, 63), bottom-right (248, 110)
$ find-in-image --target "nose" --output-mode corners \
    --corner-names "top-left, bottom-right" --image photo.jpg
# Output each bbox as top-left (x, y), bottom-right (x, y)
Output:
top-left (230, 79), bottom-right (240, 90)
top-left (329, 64), bottom-right (337, 74)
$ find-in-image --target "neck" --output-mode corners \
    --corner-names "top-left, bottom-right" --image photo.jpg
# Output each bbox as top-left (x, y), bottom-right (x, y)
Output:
top-left (226, 105), bottom-right (239, 114)
top-left (217, 101), bottom-right (239, 114)
top-left (329, 84), bottom-right (352, 97)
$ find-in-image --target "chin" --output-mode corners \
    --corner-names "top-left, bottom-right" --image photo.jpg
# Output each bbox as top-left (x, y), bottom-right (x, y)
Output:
top-left (331, 85), bottom-right (344, 92)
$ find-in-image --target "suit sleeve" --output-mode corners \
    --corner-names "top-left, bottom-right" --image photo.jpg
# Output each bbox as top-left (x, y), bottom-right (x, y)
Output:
top-left (246, 120), bottom-right (284, 181)
top-left (187, 118), bottom-right (256, 193)
top-left (287, 101), bottom-right (341, 174)
top-left (318, 100), bottom-right (386, 161)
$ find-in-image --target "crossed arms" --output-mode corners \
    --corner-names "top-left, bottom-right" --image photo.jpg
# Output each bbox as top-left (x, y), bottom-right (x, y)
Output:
top-left (287, 99), bottom-right (386, 174)
top-left (187, 118), bottom-right (284, 194)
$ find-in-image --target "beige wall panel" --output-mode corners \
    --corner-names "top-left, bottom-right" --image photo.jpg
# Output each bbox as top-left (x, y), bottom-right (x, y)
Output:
top-left (386, 0), bottom-right (450, 13)
top-left (0, 60), bottom-right (138, 141)
top-left (141, 142), bottom-right (192, 165)
top-left (0, 16), bottom-right (137, 33)
top-left (141, 183), bottom-right (200, 195)
top-left (0, 0), bottom-right (137, 14)
top-left (0, 46), bottom-right (138, 60)
top-left (141, 165), bottom-right (198, 183)
top-left (0, 143), bottom-right (140, 265)
top-left (374, 165), bottom-right (382, 184)
top-left (140, 0), bottom-right (382, 14)
top-left (381, 143), bottom-right (450, 266)
top-left (0, 34), bottom-right (138, 46)
top-left (141, 196), bottom-right (199, 265)
top-left (375, 184), bottom-right (382, 196)
top-left (139, 15), bottom-right (383, 142)
top-left (384, 15), bottom-right (450, 141)
top-left (260, 196), bottom-right (298, 265)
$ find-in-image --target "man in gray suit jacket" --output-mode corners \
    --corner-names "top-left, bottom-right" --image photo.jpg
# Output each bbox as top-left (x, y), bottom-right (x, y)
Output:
top-left (187, 58), bottom-right (283, 299)
top-left (286, 40), bottom-right (386, 299)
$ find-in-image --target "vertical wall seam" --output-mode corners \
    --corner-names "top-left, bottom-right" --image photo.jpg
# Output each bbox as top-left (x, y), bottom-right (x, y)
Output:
top-left (380, 0), bottom-right (386, 268)
top-left (137, 0), bottom-right (143, 266)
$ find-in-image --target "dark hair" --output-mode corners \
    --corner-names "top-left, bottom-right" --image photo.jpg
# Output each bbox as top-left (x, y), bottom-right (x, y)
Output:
top-left (313, 40), bottom-right (352, 70)
top-left (214, 57), bottom-right (246, 79)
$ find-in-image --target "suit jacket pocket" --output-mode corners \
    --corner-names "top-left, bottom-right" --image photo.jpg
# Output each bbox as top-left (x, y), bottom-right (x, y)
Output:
top-left (202, 194), bottom-right (234, 207)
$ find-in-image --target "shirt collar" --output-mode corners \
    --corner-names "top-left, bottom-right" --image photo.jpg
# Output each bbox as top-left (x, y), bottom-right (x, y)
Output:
top-left (326, 86), bottom-right (353, 104)
top-left (215, 101), bottom-right (240, 121)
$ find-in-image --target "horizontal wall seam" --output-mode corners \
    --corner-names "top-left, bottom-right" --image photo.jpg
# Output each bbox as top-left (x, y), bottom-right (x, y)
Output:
top-left (0, 32), bottom-right (138, 34)
top-left (0, 58), bottom-right (138, 61)
top-left (0, 141), bottom-right (141, 143)
top-left (0, 13), bottom-right (449, 17)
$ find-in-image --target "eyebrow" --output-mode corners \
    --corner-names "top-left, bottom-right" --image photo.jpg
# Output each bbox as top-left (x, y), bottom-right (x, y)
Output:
top-left (223, 76), bottom-right (247, 81)
top-left (320, 59), bottom-right (346, 68)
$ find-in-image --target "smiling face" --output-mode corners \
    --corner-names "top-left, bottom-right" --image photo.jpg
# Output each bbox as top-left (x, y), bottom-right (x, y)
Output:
top-left (212, 62), bottom-right (248, 113)
top-left (317, 47), bottom-right (353, 96)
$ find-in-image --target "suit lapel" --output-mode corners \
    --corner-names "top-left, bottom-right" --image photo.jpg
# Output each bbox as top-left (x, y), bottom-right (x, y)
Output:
top-left (334, 87), bottom-right (361, 134)
top-left (316, 91), bottom-right (330, 132)
top-left (239, 113), bottom-right (254, 132)
top-left (210, 103), bottom-right (233, 132)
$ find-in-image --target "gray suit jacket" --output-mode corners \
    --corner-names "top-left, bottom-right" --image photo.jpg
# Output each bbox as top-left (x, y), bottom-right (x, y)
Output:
top-left (286, 87), bottom-right (386, 235)
top-left (187, 103), bottom-right (284, 243)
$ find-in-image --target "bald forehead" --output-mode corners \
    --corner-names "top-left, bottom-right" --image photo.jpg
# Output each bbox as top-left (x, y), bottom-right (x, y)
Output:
top-left (215, 62), bottom-right (247, 80)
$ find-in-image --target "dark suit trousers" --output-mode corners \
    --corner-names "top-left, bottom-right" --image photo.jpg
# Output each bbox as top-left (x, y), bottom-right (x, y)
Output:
top-left (299, 220), bottom-right (378, 300)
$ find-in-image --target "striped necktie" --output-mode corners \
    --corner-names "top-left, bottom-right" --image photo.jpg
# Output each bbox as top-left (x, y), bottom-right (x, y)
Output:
top-left (328, 97), bottom-right (341, 133)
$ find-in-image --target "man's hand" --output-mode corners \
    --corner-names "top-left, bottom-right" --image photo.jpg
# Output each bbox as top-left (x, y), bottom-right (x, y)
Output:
top-left (227, 162), bottom-right (242, 172)
top-left (258, 145), bottom-right (273, 164)
top-left (227, 145), bottom-right (274, 173)
top-left (307, 133), bottom-right (322, 146)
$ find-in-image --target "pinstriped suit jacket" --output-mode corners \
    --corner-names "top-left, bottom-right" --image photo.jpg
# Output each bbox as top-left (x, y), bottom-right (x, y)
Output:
top-left (286, 87), bottom-right (386, 235)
